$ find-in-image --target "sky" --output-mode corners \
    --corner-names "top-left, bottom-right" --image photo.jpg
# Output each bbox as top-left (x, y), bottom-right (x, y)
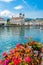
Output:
top-left (0, 0), bottom-right (43, 18)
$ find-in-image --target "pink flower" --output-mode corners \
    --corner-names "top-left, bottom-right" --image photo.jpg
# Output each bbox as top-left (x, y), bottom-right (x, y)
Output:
top-left (2, 52), bottom-right (7, 57)
top-left (29, 36), bottom-right (32, 39)
top-left (24, 36), bottom-right (28, 39)
top-left (4, 59), bottom-right (9, 65)
top-left (24, 56), bottom-right (31, 63)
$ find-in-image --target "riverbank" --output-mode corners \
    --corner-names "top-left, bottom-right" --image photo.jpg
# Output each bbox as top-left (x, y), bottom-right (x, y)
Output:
top-left (1, 24), bottom-right (43, 27)
top-left (0, 41), bottom-right (43, 65)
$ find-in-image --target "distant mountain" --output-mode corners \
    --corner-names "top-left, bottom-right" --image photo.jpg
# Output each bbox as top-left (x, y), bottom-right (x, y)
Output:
top-left (25, 18), bottom-right (43, 22)
top-left (4, 17), bottom-right (11, 20)
top-left (25, 18), bottom-right (34, 22)
top-left (0, 16), bottom-right (11, 21)
top-left (36, 18), bottom-right (43, 20)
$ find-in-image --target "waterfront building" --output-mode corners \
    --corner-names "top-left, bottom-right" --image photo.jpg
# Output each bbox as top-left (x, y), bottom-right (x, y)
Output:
top-left (10, 13), bottom-right (25, 25)
top-left (0, 18), bottom-right (6, 26)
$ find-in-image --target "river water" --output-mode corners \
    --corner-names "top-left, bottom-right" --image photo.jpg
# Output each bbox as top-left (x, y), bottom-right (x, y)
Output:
top-left (0, 26), bottom-right (43, 59)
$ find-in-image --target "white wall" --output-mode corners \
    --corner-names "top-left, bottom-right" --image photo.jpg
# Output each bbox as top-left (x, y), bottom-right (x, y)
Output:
top-left (10, 18), bottom-right (24, 25)
top-left (25, 22), bottom-right (29, 25)
top-left (0, 21), bottom-right (6, 24)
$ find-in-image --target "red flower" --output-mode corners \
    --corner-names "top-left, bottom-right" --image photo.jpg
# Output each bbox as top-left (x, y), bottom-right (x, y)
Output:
top-left (10, 49), bottom-right (14, 54)
top-left (0, 60), bottom-right (2, 64)
top-left (13, 57), bottom-right (22, 65)
top-left (16, 44), bottom-right (20, 48)
top-left (24, 56), bottom-right (31, 63)
top-left (13, 59), bottom-right (18, 65)
top-left (18, 57), bottom-right (22, 63)
top-left (24, 36), bottom-right (28, 39)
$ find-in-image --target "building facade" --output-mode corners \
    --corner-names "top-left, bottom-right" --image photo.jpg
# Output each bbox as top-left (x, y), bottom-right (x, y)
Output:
top-left (10, 13), bottom-right (25, 25)
top-left (0, 18), bottom-right (6, 26)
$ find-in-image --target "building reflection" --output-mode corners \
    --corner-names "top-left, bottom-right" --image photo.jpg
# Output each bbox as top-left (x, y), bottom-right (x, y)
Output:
top-left (5, 27), bottom-right (25, 43)
top-left (19, 27), bottom-right (25, 43)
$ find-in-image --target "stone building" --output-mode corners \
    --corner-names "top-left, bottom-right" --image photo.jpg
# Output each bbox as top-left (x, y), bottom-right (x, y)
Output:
top-left (10, 13), bottom-right (25, 25)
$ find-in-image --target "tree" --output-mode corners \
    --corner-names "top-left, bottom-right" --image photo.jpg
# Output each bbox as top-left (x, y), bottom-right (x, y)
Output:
top-left (23, 14), bottom-right (25, 17)
top-left (7, 18), bottom-right (10, 22)
top-left (7, 18), bottom-right (10, 24)
top-left (19, 13), bottom-right (22, 16)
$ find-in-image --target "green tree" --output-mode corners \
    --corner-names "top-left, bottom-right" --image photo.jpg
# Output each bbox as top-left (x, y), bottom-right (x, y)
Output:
top-left (7, 18), bottom-right (10, 24)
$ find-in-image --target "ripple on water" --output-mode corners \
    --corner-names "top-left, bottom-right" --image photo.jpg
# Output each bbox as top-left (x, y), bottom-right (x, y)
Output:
top-left (0, 26), bottom-right (43, 59)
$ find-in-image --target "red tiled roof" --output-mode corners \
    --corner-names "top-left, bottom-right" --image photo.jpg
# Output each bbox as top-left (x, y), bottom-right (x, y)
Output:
top-left (11, 17), bottom-right (23, 20)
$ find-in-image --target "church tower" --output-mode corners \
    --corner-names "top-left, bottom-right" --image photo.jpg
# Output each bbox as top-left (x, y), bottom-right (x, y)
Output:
top-left (19, 13), bottom-right (25, 25)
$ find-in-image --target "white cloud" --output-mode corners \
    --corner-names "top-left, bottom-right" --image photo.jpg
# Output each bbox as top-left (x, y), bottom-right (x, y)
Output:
top-left (0, 0), bottom-right (13, 2)
top-left (0, 10), bottom-right (13, 18)
top-left (0, 10), bottom-right (20, 18)
top-left (14, 5), bottom-right (23, 10)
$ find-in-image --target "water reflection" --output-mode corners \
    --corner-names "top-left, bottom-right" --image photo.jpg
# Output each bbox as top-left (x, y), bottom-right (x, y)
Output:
top-left (0, 26), bottom-right (43, 59)
top-left (19, 27), bottom-right (25, 43)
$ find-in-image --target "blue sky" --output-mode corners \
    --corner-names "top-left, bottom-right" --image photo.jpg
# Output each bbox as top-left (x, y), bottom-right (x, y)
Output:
top-left (0, 0), bottom-right (43, 18)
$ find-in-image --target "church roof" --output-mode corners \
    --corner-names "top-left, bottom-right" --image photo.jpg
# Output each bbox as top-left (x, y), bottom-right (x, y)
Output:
top-left (11, 17), bottom-right (23, 20)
